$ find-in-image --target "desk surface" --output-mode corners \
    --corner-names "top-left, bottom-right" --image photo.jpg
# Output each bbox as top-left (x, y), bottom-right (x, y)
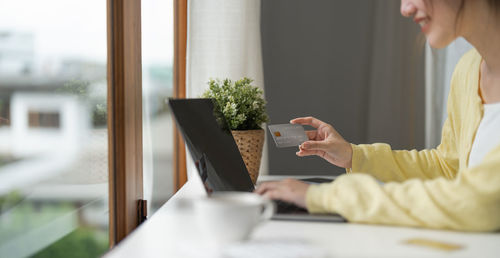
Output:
top-left (105, 176), bottom-right (500, 258)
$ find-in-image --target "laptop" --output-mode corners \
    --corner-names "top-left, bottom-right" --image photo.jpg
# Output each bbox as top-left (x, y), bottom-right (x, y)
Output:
top-left (168, 98), bottom-right (345, 222)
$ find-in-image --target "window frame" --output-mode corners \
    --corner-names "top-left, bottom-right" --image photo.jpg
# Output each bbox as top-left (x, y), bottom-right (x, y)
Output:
top-left (107, 0), bottom-right (144, 246)
top-left (107, 0), bottom-right (188, 246)
top-left (173, 0), bottom-right (188, 192)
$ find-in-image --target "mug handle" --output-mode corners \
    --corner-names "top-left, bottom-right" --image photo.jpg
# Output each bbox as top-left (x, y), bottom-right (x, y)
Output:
top-left (260, 200), bottom-right (275, 222)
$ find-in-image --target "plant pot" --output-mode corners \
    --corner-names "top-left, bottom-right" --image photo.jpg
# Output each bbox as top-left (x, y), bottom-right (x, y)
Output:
top-left (231, 129), bottom-right (265, 184)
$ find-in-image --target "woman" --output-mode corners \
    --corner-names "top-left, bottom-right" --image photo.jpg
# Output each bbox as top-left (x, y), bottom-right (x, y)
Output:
top-left (256, 0), bottom-right (500, 231)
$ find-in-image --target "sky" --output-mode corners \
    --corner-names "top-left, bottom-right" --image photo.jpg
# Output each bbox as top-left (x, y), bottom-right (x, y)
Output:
top-left (0, 0), bottom-right (174, 65)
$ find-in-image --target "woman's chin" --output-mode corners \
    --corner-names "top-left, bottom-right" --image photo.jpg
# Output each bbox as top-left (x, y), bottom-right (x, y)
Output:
top-left (427, 35), bottom-right (455, 49)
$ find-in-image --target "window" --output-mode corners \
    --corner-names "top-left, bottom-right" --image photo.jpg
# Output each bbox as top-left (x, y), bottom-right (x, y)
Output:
top-left (141, 0), bottom-right (175, 215)
top-left (1, 0), bottom-right (187, 253)
top-left (0, 1), bottom-right (109, 257)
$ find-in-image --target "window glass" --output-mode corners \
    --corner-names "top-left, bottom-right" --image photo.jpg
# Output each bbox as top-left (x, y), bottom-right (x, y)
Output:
top-left (141, 0), bottom-right (174, 215)
top-left (0, 1), bottom-right (109, 257)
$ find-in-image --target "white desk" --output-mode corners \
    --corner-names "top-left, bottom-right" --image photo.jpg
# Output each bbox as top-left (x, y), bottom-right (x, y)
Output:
top-left (105, 176), bottom-right (500, 258)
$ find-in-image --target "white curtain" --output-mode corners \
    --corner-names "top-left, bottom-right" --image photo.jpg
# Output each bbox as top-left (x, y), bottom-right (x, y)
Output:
top-left (185, 0), bottom-right (267, 177)
top-left (425, 38), bottom-right (472, 148)
top-left (186, 0), bottom-right (264, 97)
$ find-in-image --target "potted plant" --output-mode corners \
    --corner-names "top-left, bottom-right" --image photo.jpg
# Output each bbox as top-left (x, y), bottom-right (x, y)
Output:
top-left (202, 77), bottom-right (269, 184)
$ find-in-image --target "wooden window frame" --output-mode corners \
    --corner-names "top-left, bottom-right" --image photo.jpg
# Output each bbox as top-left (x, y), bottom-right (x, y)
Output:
top-left (106, 0), bottom-right (188, 247)
top-left (107, 0), bottom-right (143, 246)
top-left (173, 0), bottom-right (188, 192)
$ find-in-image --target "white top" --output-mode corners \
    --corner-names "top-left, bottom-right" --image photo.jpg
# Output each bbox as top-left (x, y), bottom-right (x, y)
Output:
top-left (469, 102), bottom-right (500, 168)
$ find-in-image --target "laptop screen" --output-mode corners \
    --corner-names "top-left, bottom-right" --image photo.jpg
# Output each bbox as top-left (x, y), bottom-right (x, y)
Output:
top-left (168, 98), bottom-right (254, 192)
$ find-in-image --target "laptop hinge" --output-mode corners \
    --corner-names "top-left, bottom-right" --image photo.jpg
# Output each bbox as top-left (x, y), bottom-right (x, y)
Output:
top-left (195, 153), bottom-right (208, 182)
top-left (137, 199), bottom-right (147, 225)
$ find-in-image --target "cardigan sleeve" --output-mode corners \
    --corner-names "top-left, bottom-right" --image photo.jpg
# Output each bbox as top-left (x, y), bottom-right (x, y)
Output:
top-left (306, 144), bottom-right (500, 232)
top-left (344, 50), bottom-right (478, 183)
top-left (347, 107), bottom-right (459, 182)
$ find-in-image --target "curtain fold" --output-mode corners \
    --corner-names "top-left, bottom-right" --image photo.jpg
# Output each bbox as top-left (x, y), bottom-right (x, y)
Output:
top-left (185, 0), bottom-right (267, 177)
top-left (366, 0), bottom-right (426, 150)
top-left (186, 0), bottom-right (264, 96)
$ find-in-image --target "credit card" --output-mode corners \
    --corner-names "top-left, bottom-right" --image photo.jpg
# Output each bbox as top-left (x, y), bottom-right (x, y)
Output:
top-left (268, 124), bottom-right (308, 148)
top-left (403, 238), bottom-right (464, 252)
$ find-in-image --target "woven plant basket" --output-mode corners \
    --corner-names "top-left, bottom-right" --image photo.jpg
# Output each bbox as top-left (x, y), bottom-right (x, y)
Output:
top-left (231, 129), bottom-right (265, 184)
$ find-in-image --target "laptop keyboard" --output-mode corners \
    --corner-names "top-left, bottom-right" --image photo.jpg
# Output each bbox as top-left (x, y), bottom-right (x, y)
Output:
top-left (274, 200), bottom-right (308, 214)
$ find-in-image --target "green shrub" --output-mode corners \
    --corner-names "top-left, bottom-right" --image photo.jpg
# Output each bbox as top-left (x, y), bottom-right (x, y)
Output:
top-left (202, 78), bottom-right (269, 130)
top-left (32, 227), bottom-right (108, 258)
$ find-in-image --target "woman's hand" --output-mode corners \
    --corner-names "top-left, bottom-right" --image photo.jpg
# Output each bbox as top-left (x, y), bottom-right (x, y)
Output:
top-left (254, 179), bottom-right (310, 208)
top-left (291, 116), bottom-right (353, 168)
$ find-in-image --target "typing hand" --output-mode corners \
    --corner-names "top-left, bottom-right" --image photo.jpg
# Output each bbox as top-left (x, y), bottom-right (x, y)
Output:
top-left (291, 116), bottom-right (353, 169)
top-left (254, 179), bottom-right (309, 208)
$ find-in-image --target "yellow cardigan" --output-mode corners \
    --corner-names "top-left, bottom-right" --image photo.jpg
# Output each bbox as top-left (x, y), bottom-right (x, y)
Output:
top-left (306, 49), bottom-right (500, 232)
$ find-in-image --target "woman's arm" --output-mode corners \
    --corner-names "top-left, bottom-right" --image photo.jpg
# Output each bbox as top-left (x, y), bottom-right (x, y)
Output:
top-left (348, 115), bottom-right (459, 182)
top-left (306, 144), bottom-right (500, 231)
top-left (293, 115), bottom-right (459, 182)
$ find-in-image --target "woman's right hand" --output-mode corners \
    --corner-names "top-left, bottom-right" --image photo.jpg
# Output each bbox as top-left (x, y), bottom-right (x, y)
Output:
top-left (291, 116), bottom-right (353, 169)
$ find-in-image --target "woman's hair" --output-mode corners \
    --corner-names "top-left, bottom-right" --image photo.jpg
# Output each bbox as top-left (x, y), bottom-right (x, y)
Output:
top-left (487, 0), bottom-right (500, 10)
top-left (424, 0), bottom-right (500, 29)
top-left (455, 0), bottom-right (500, 32)
top-left (424, 0), bottom-right (500, 17)
top-left (462, 0), bottom-right (500, 13)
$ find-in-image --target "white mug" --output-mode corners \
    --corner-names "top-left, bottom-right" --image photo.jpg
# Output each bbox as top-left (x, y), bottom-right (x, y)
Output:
top-left (193, 192), bottom-right (274, 246)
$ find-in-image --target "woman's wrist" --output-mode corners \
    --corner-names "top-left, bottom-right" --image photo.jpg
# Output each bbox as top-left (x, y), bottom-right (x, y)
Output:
top-left (345, 143), bottom-right (353, 169)
top-left (337, 141), bottom-right (353, 169)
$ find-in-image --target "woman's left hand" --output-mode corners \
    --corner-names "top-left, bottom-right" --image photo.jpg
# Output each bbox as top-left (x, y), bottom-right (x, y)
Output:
top-left (254, 179), bottom-right (310, 208)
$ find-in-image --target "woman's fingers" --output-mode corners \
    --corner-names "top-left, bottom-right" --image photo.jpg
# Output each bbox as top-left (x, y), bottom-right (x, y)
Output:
top-left (301, 140), bottom-right (329, 151)
top-left (305, 130), bottom-right (317, 140)
top-left (296, 149), bottom-right (324, 157)
top-left (290, 116), bottom-right (324, 128)
top-left (255, 181), bottom-right (288, 195)
top-left (289, 117), bottom-right (303, 124)
top-left (262, 189), bottom-right (284, 201)
top-left (255, 179), bottom-right (309, 208)
top-left (254, 181), bottom-right (278, 195)
top-left (255, 182), bottom-right (287, 201)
